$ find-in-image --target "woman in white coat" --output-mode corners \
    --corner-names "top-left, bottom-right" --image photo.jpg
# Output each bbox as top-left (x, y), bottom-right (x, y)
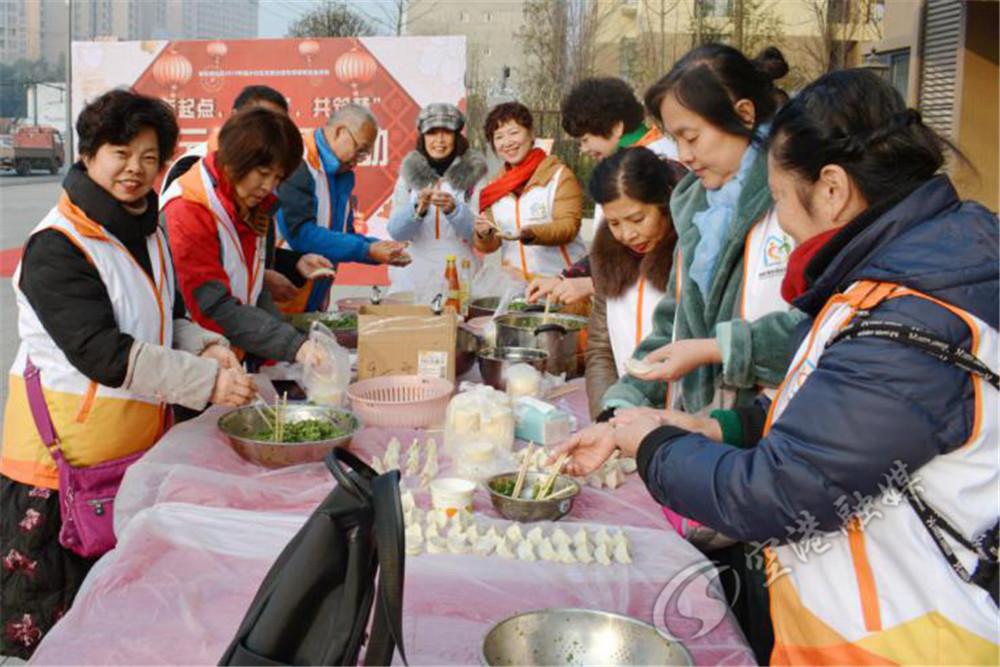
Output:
top-left (386, 103), bottom-right (488, 293)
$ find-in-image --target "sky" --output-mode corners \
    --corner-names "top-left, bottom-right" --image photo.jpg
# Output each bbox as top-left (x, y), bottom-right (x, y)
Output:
top-left (257, 0), bottom-right (393, 38)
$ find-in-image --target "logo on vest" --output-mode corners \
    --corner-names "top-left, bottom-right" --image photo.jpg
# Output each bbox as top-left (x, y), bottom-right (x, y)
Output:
top-left (763, 234), bottom-right (793, 269)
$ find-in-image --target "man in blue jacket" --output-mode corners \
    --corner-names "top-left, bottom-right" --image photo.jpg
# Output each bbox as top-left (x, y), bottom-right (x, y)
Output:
top-left (277, 104), bottom-right (409, 312)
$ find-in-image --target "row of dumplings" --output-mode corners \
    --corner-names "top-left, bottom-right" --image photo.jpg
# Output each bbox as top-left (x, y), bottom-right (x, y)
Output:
top-left (513, 447), bottom-right (637, 490)
top-left (371, 437), bottom-right (439, 487)
top-left (401, 494), bottom-right (631, 565)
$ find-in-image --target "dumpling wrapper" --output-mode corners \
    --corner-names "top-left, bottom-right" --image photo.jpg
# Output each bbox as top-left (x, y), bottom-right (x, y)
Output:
top-left (594, 542), bottom-right (612, 566)
top-left (620, 458), bottom-right (638, 475)
top-left (624, 357), bottom-right (657, 376)
top-left (574, 543), bottom-right (594, 564)
top-left (505, 524), bottom-right (524, 544)
top-left (516, 540), bottom-right (537, 561)
top-left (526, 526), bottom-right (544, 545)
top-left (572, 527), bottom-right (589, 550)
top-left (604, 466), bottom-right (623, 490)
top-left (594, 527), bottom-right (612, 546)
top-left (555, 542), bottom-right (576, 564)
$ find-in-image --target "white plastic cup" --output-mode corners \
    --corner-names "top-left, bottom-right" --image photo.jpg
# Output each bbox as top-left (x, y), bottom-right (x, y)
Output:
top-left (429, 477), bottom-right (476, 517)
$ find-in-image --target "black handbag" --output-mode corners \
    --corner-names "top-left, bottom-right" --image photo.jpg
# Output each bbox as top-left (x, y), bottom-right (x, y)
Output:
top-left (220, 448), bottom-right (408, 666)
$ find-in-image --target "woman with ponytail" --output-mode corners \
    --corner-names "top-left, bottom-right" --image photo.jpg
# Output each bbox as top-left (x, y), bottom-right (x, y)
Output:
top-left (557, 68), bottom-right (998, 666)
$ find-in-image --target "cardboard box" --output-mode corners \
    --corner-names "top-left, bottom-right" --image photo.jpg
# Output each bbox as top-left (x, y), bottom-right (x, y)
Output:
top-left (357, 305), bottom-right (457, 381)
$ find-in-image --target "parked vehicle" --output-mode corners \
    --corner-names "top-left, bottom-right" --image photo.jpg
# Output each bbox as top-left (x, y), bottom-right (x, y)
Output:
top-left (0, 125), bottom-right (64, 175)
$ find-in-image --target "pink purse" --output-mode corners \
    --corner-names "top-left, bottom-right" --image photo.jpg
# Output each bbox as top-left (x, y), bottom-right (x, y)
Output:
top-left (24, 358), bottom-right (145, 558)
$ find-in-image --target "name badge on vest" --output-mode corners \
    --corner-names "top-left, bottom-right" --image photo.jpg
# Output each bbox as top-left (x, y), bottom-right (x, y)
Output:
top-left (759, 232), bottom-right (793, 281)
top-left (528, 202), bottom-right (548, 221)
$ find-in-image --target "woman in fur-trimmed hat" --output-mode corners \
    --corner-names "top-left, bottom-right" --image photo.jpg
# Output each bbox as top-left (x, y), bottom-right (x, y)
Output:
top-left (386, 103), bottom-right (488, 292)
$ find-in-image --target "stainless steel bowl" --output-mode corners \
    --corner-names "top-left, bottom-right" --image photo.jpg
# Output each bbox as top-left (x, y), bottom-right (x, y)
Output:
top-left (486, 471), bottom-right (580, 522)
top-left (456, 323), bottom-right (482, 377)
top-left (482, 608), bottom-right (694, 666)
top-left (468, 296), bottom-right (561, 319)
top-left (493, 313), bottom-right (588, 379)
top-left (217, 404), bottom-right (360, 468)
top-left (477, 347), bottom-right (549, 391)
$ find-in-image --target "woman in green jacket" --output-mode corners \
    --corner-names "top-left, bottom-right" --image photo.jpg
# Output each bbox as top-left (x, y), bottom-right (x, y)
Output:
top-left (597, 44), bottom-right (804, 419)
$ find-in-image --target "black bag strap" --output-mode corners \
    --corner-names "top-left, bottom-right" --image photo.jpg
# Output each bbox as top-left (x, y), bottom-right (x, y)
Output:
top-left (828, 315), bottom-right (999, 603)
top-left (326, 448), bottom-right (376, 500)
top-left (364, 470), bottom-right (408, 667)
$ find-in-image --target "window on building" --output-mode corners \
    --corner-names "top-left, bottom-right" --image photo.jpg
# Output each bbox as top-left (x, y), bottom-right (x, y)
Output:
top-left (701, 0), bottom-right (732, 18)
top-left (460, 10), bottom-right (470, 23)
top-left (484, 11), bottom-right (494, 22)
top-left (828, 0), bottom-right (851, 24)
top-left (889, 49), bottom-right (910, 99)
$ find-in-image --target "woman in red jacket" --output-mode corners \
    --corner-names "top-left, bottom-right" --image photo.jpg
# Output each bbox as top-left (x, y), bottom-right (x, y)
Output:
top-left (162, 108), bottom-right (328, 366)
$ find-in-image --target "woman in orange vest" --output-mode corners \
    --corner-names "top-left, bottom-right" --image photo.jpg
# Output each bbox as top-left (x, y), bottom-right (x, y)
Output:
top-left (0, 89), bottom-right (254, 659)
top-left (162, 108), bottom-right (329, 368)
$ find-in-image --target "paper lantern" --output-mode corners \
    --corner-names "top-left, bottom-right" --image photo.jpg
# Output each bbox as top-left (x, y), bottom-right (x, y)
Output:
top-left (152, 49), bottom-right (192, 98)
top-left (334, 44), bottom-right (377, 96)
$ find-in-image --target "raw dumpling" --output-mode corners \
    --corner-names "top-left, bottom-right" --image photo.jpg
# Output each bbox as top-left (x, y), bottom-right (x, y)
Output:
top-left (594, 527), bottom-right (612, 547)
top-left (525, 526), bottom-right (544, 545)
top-left (572, 527), bottom-right (589, 550)
top-left (550, 528), bottom-right (571, 549)
top-left (604, 466), bottom-right (623, 490)
top-left (485, 526), bottom-right (501, 542)
top-left (516, 540), bottom-right (537, 561)
top-left (594, 542), bottom-right (612, 566)
top-left (574, 543), bottom-right (594, 564)
top-left (424, 523), bottom-right (441, 541)
top-left (505, 524), bottom-right (524, 544)
top-left (425, 437), bottom-right (438, 463)
top-left (426, 536), bottom-right (448, 554)
top-left (555, 542), bottom-right (576, 564)
top-left (404, 523), bottom-right (423, 556)
top-left (447, 534), bottom-right (471, 554)
top-left (427, 509), bottom-right (448, 530)
top-left (537, 538), bottom-right (559, 563)
top-left (495, 537), bottom-right (516, 559)
top-left (624, 356), bottom-right (657, 376)
top-left (405, 439), bottom-right (421, 477)
top-left (612, 539), bottom-right (631, 564)
top-left (620, 457), bottom-right (638, 475)
top-left (400, 490), bottom-right (416, 513)
top-left (370, 455), bottom-right (385, 475)
top-left (465, 524), bottom-right (480, 544)
top-left (610, 529), bottom-right (627, 547)
top-left (473, 535), bottom-right (498, 557)
top-left (420, 453), bottom-right (439, 488)
top-left (447, 510), bottom-right (466, 531)
top-left (446, 522), bottom-right (466, 543)
top-left (408, 507), bottom-right (425, 527)
top-left (586, 473), bottom-right (603, 489)
top-left (384, 438), bottom-right (401, 470)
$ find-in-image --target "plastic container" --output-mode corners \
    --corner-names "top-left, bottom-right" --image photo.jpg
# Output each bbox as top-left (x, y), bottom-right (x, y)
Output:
top-left (346, 376), bottom-right (454, 428)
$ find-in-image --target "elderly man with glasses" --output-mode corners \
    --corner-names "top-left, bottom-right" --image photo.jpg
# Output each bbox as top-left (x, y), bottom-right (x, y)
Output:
top-left (275, 104), bottom-right (410, 313)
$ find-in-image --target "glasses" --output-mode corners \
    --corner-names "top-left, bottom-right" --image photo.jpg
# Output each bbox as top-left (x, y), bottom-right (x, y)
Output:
top-left (342, 126), bottom-right (372, 160)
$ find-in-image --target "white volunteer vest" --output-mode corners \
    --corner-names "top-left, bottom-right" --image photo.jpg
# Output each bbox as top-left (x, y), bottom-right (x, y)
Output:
top-left (489, 167), bottom-right (587, 279)
top-left (159, 140), bottom-right (208, 197)
top-left (11, 207), bottom-right (175, 401)
top-left (666, 208), bottom-right (793, 411)
top-left (606, 277), bottom-right (666, 378)
top-left (388, 176), bottom-right (479, 294)
top-left (765, 280), bottom-right (998, 663)
top-left (163, 161), bottom-right (265, 306)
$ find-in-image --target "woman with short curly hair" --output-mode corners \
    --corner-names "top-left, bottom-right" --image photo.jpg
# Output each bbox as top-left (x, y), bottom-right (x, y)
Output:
top-left (0, 89), bottom-right (253, 658)
top-left (473, 101), bottom-right (586, 282)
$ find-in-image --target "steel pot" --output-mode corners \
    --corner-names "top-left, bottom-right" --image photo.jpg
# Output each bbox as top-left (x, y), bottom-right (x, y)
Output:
top-left (493, 313), bottom-right (587, 378)
top-left (467, 296), bottom-right (561, 320)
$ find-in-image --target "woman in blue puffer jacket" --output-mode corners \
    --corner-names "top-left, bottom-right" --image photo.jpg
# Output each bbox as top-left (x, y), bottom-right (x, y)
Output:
top-left (555, 69), bottom-right (998, 665)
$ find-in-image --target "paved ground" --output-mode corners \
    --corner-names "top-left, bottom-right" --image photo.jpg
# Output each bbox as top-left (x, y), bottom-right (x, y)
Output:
top-left (0, 173), bottom-right (63, 417)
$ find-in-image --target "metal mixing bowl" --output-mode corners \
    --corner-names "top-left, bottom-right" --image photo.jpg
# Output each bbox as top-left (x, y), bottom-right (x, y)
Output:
top-left (481, 608), bottom-right (694, 666)
top-left (217, 404), bottom-right (360, 468)
top-left (478, 347), bottom-right (549, 391)
top-left (486, 471), bottom-right (580, 522)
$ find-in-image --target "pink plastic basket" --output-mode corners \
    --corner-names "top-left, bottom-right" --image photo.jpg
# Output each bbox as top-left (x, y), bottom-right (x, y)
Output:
top-left (346, 376), bottom-right (454, 428)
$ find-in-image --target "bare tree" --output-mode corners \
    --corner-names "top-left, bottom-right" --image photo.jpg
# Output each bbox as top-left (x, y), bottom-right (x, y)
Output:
top-left (287, 1), bottom-right (374, 37)
top-left (802, 0), bottom-right (884, 76)
top-left (688, 0), bottom-right (784, 54)
top-left (367, 0), bottom-right (439, 36)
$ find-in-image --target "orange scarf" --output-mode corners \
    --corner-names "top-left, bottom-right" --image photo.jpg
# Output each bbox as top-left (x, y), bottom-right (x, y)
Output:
top-left (478, 147), bottom-right (547, 212)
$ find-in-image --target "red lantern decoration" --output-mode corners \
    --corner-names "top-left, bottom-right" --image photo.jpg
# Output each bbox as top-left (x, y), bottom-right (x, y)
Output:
top-left (298, 40), bottom-right (319, 62)
top-left (334, 44), bottom-right (377, 97)
top-left (152, 49), bottom-right (193, 99)
top-left (206, 41), bottom-right (228, 59)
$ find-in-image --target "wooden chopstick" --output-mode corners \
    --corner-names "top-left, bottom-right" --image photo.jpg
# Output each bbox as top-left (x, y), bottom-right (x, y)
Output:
top-left (512, 442), bottom-right (534, 499)
top-left (539, 453), bottom-right (569, 500)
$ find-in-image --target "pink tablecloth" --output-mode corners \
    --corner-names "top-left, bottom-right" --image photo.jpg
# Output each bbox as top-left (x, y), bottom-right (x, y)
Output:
top-left (31, 380), bottom-right (754, 666)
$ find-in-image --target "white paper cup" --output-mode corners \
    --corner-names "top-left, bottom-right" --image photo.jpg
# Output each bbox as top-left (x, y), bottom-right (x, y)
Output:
top-left (429, 477), bottom-right (476, 517)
